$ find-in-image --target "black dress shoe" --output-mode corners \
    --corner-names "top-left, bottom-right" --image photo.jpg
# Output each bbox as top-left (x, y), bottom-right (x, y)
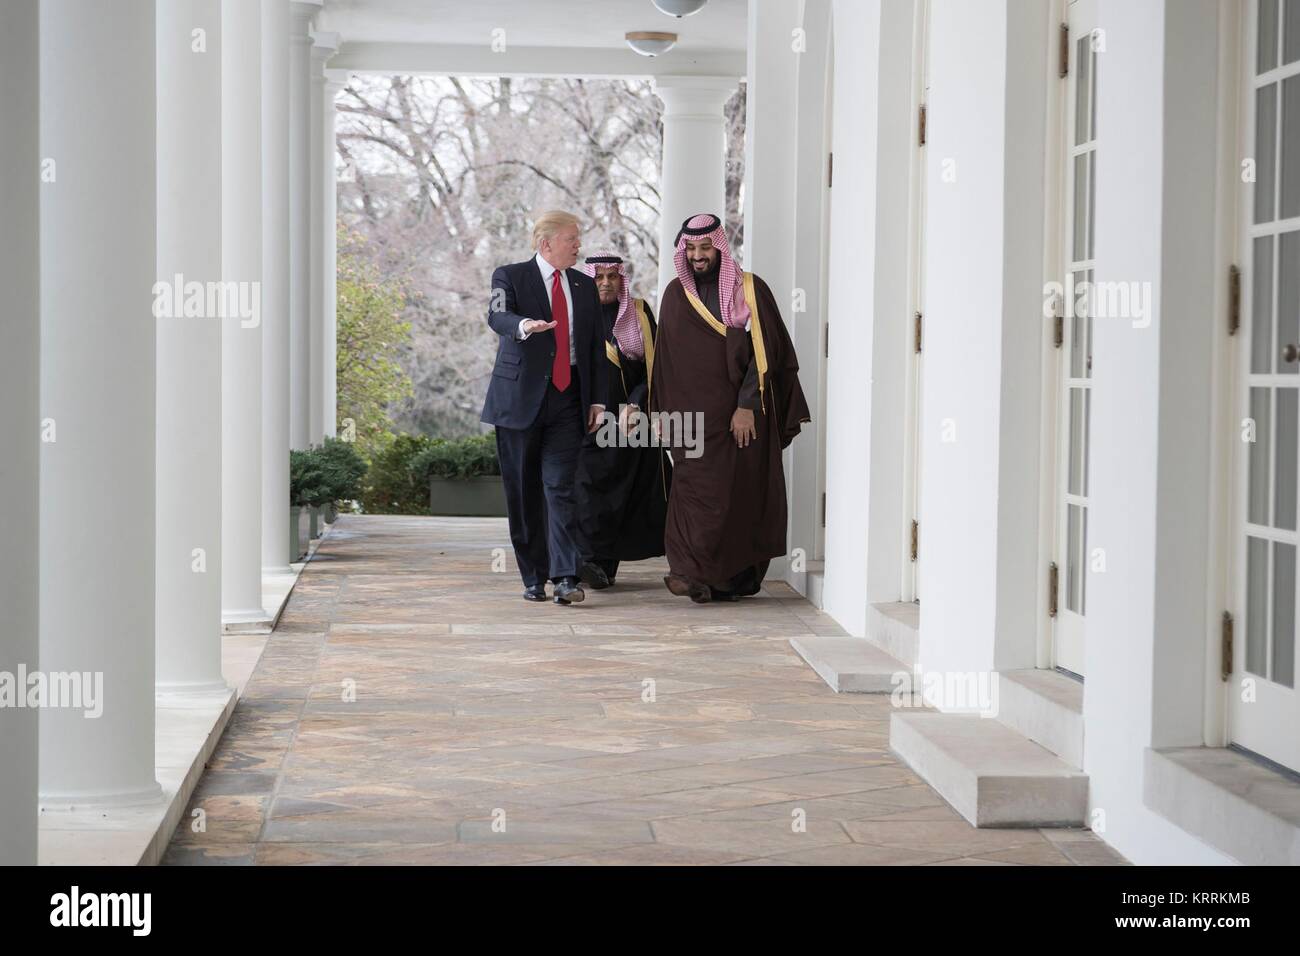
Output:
top-left (523, 584), bottom-right (546, 602)
top-left (579, 561), bottom-right (611, 590)
top-left (553, 577), bottom-right (585, 605)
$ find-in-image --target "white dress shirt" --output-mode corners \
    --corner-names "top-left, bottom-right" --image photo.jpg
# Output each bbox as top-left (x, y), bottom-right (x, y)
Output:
top-left (518, 253), bottom-right (577, 366)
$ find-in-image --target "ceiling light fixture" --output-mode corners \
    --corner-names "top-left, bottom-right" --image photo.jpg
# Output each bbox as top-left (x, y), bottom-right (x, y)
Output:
top-left (652, 0), bottom-right (709, 17)
top-left (625, 31), bottom-right (677, 57)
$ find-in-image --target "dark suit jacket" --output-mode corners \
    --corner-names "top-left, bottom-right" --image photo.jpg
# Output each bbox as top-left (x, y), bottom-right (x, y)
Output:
top-left (481, 257), bottom-right (607, 431)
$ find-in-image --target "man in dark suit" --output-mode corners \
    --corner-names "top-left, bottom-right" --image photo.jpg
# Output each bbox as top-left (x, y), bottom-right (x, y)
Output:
top-left (481, 210), bottom-right (607, 605)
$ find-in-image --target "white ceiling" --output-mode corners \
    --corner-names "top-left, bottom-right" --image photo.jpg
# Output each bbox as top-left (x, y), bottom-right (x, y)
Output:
top-left (318, 0), bottom-right (748, 53)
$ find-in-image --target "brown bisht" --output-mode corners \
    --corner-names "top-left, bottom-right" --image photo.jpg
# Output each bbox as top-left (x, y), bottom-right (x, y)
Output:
top-left (649, 270), bottom-right (811, 595)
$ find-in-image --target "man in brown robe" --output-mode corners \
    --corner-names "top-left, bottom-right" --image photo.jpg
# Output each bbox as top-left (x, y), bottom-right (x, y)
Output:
top-left (649, 213), bottom-right (811, 603)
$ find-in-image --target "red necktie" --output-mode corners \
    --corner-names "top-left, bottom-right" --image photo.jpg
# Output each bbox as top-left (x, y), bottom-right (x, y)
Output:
top-left (550, 269), bottom-right (571, 391)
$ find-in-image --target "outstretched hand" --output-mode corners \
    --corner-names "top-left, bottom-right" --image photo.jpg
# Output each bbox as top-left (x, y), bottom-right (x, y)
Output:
top-left (521, 319), bottom-right (557, 335)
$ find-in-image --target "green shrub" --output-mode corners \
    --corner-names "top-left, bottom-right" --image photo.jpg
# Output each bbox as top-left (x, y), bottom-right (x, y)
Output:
top-left (360, 433), bottom-right (439, 515)
top-left (412, 432), bottom-right (500, 481)
top-left (290, 440), bottom-right (369, 509)
top-left (317, 437), bottom-right (368, 504)
top-left (289, 448), bottom-right (329, 508)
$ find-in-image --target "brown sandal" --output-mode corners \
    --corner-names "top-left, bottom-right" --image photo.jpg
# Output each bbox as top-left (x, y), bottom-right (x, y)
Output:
top-left (664, 574), bottom-right (712, 603)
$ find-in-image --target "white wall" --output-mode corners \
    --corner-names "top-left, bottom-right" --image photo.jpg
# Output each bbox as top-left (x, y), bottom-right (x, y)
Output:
top-left (811, 0), bottom-right (1245, 866)
top-left (993, 0), bottom-right (1050, 670)
top-left (744, 0), bottom-right (802, 581)
top-left (785, 0), bottom-right (833, 578)
top-left (864, 0), bottom-right (918, 612)
top-left (916, 0), bottom-right (1006, 674)
top-left (917, 0), bottom-right (1006, 675)
top-left (821, 0), bottom-right (882, 637)
top-left (1149, 0), bottom-right (1223, 750)
top-left (905, 0), bottom-right (1047, 678)
top-left (1084, 0), bottom-right (1235, 866)
top-left (823, 0), bottom-right (936, 635)
top-left (743, 0), bottom-right (799, 294)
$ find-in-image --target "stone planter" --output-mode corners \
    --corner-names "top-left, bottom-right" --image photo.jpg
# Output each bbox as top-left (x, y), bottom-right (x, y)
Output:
top-left (428, 475), bottom-right (507, 517)
top-left (289, 506), bottom-right (309, 560)
top-left (309, 505), bottom-right (320, 539)
top-left (323, 501), bottom-right (339, 524)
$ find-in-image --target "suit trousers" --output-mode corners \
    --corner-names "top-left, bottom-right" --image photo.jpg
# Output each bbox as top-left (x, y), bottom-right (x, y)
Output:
top-left (495, 371), bottom-right (584, 587)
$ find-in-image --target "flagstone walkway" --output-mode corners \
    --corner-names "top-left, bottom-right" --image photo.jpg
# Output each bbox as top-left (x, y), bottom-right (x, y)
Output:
top-left (164, 515), bottom-right (1125, 866)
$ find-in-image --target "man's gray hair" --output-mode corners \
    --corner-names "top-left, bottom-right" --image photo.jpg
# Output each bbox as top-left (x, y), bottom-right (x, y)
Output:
top-left (532, 209), bottom-right (580, 251)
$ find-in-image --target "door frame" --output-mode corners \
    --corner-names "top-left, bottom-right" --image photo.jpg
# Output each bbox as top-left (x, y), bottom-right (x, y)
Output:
top-left (813, 19), bottom-right (834, 564)
top-left (1047, 0), bottom-right (1101, 677)
top-left (1037, 0), bottom-right (1069, 670)
top-left (1202, 0), bottom-right (1242, 751)
top-left (1225, 0), bottom-right (1300, 772)
top-left (900, 0), bottom-right (930, 603)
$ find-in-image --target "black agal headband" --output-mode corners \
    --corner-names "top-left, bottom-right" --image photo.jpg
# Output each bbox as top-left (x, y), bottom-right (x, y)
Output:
top-left (674, 213), bottom-right (722, 247)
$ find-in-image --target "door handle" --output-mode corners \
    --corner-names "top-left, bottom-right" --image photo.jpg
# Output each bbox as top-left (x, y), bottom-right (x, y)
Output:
top-left (1284, 343), bottom-right (1300, 364)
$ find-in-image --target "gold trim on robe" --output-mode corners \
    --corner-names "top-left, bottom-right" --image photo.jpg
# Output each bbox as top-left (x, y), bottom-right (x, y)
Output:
top-left (684, 274), bottom-right (770, 413)
top-left (635, 299), bottom-right (654, 382)
top-left (635, 298), bottom-right (654, 409)
top-left (742, 272), bottom-right (768, 413)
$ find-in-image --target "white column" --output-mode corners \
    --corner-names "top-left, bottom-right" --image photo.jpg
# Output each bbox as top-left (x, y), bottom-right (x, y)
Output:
top-left (787, 0), bottom-right (834, 579)
top-left (262, 0), bottom-right (292, 572)
top-left (1085, 0), bottom-right (1231, 865)
top-left (652, 75), bottom-right (737, 298)
top-left (914, 0), bottom-right (1048, 678)
top-left (288, 1), bottom-right (320, 451)
top-left (309, 31), bottom-right (338, 446)
top-left (39, 0), bottom-right (161, 807)
top-left (156, 0), bottom-right (227, 692)
top-left (823, 0), bottom-right (929, 632)
top-left (743, 0), bottom-right (799, 294)
top-left (0, 0), bottom-right (40, 861)
top-left (321, 68), bottom-right (346, 439)
top-left (221, 0), bottom-right (266, 624)
top-left (743, 0), bottom-right (803, 584)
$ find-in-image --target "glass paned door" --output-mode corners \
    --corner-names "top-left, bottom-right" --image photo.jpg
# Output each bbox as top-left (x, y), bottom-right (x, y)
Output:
top-left (1053, 0), bottom-right (1099, 677)
top-left (1230, 0), bottom-right (1300, 772)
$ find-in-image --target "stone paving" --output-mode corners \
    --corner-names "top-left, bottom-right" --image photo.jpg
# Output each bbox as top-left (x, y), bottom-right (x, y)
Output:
top-left (164, 515), bottom-right (1126, 866)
